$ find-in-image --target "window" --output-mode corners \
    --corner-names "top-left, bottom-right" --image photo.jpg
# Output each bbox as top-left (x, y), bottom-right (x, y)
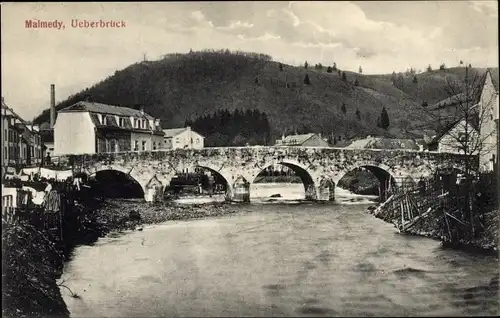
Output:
top-left (102, 115), bottom-right (107, 125)
top-left (153, 142), bottom-right (156, 150)
top-left (142, 140), bottom-right (146, 151)
top-left (134, 140), bottom-right (139, 151)
top-left (119, 117), bottom-right (124, 127)
top-left (458, 132), bottom-right (467, 142)
top-left (4, 147), bottom-right (7, 159)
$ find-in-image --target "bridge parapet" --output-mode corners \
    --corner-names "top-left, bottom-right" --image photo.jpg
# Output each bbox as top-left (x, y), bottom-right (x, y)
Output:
top-left (65, 147), bottom-right (476, 202)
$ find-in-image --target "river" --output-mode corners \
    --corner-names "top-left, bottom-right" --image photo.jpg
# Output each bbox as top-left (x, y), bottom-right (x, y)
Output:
top-left (59, 184), bottom-right (499, 317)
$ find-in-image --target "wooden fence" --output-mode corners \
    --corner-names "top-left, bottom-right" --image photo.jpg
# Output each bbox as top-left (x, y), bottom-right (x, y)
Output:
top-left (2, 191), bottom-right (66, 241)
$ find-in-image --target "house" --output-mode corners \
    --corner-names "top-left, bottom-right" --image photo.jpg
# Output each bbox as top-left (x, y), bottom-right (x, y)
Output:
top-left (1, 98), bottom-right (44, 174)
top-left (275, 133), bottom-right (329, 147)
top-left (428, 69), bottom-right (498, 171)
top-left (54, 101), bottom-right (164, 155)
top-left (162, 126), bottom-right (204, 149)
top-left (346, 136), bottom-right (420, 150)
top-left (426, 118), bottom-right (479, 154)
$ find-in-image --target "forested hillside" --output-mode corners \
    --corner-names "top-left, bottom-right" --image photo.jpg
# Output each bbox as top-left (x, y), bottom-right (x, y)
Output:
top-left (33, 50), bottom-right (499, 144)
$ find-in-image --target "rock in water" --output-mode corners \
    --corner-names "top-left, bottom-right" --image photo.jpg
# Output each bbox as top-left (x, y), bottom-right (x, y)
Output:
top-left (270, 194), bottom-right (282, 198)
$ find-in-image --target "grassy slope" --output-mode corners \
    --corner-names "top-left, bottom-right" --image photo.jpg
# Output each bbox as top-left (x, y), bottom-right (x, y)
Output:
top-left (33, 52), bottom-right (499, 140)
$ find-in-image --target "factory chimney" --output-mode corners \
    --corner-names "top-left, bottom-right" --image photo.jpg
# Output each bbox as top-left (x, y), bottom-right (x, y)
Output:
top-left (50, 84), bottom-right (55, 128)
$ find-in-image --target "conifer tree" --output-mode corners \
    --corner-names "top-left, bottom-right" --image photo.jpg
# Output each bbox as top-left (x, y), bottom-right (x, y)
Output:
top-left (378, 107), bottom-right (390, 130)
top-left (304, 74), bottom-right (311, 85)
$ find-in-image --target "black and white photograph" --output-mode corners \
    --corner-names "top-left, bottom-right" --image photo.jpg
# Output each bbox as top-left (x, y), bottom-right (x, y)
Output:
top-left (1, 1), bottom-right (499, 317)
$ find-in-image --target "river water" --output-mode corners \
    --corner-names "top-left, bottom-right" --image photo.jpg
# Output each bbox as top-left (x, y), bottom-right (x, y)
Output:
top-left (60, 184), bottom-right (499, 317)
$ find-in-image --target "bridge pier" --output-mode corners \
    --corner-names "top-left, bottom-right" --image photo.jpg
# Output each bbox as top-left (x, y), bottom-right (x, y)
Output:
top-left (231, 176), bottom-right (250, 202)
top-left (317, 182), bottom-right (335, 202)
top-left (144, 175), bottom-right (164, 203)
top-left (304, 184), bottom-right (317, 201)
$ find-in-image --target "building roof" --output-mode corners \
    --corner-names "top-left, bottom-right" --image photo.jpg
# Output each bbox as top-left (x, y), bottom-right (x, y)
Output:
top-left (427, 117), bottom-right (479, 146)
top-left (59, 101), bottom-right (155, 120)
top-left (162, 127), bottom-right (204, 138)
top-left (346, 137), bottom-right (420, 150)
top-left (277, 133), bottom-right (317, 146)
top-left (431, 69), bottom-right (495, 110)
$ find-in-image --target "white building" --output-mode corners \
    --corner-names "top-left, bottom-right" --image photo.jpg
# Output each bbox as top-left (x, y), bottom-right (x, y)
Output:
top-left (427, 119), bottom-right (480, 154)
top-left (428, 69), bottom-right (498, 172)
top-left (163, 126), bottom-right (204, 149)
top-left (275, 133), bottom-right (329, 147)
top-left (54, 101), bottom-right (164, 155)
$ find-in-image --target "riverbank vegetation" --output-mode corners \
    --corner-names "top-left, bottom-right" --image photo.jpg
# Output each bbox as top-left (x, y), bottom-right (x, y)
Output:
top-left (372, 172), bottom-right (498, 255)
top-left (2, 221), bottom-right (69, 318)
top-left (1, 185), bottom-right (237, 318)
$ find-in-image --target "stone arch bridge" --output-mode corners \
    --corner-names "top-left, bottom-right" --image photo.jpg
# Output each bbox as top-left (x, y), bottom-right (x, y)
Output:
top-left (67, 146), bottom-right (472, 202)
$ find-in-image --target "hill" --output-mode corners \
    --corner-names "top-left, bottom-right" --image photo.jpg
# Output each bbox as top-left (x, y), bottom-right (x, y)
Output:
top-left (33, 50), bottom-right (499, 143)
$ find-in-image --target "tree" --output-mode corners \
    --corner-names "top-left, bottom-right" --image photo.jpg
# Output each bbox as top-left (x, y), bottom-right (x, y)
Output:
top-left (378, 107), bottom-right (390, 130)
top-left (304, 61), bottom-right (308, 69)
top-left (359, 66), bottom-right (363, 74)
top-left (355, 108), bottom-right (361, 121)
top-left (427, 64), bottom-right (433, 72)
top-left (333, 62), bottom-right (337, 71)
top-left (460, 60), bottom-right (464, 66)
top-left (341, 72), bottom-right (347, 81)
top-left (354, 78), bottom-right (359, 86)
top-left (421, 66), bottom-right (497, 237)
top-left (326, 66), bottom-right (333, 73)
top-left (391, 71), bottom-right (397, 86)
top-left (439, 63), bottom-right (446, 70)
top-left (304, 74), bottom-right (311, 85)
top-left (412, 75), bottom-right (418, 84)
top-left (279, 63), bottom-right (283, 71)
top-left (341, 103), bottom-right (347, 114)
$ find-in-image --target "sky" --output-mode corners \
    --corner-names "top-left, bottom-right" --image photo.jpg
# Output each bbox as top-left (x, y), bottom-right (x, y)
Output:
top-left (1, 1), bottom-right (498, 121)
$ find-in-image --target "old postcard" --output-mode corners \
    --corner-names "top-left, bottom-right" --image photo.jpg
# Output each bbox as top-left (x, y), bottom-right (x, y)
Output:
top-left (1, 1), bottom-right (499, 317)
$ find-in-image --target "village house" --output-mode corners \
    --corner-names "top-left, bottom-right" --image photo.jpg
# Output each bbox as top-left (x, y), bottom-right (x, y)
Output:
top-left (427, 118), bottom-right (480, 153)
top-left (1, 98), bottom-right (44, 175)
top-left (275, 133), bottom-right (329, 147)
top-left (427, 69), bottom-right (498, 172)
top-left (54, 101), bottom-right (164, 155)
top-left (163, 126), bottom-right (204, 149)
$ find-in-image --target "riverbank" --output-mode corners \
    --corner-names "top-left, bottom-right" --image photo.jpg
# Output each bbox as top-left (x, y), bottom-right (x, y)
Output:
top-left (2, 221), bottom-right (69, 318)
top-left (1, 198), bottom-right (238, 318)
top-left (90, 199), bottom-right (238, 233)
top-left (369, 204), bottom-right (499, 256)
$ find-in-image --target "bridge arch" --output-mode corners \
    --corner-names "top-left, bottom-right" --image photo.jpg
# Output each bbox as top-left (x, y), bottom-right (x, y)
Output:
top-left (335, 162), bottom-right (398, 201)
top-left (251, 160), bottom-right (318, 200)
top-left (88, 168), bottom-right (146, 199)
top-left (195, 164), bottom-right (233, 199)
top-left (163, 163), bottom-right (234, 200)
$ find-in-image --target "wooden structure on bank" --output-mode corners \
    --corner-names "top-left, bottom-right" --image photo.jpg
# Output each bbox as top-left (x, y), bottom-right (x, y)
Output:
top-left (1, 184), bottom-right (75, 242)
top-left (374, 178), bottom-right (467, 236)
